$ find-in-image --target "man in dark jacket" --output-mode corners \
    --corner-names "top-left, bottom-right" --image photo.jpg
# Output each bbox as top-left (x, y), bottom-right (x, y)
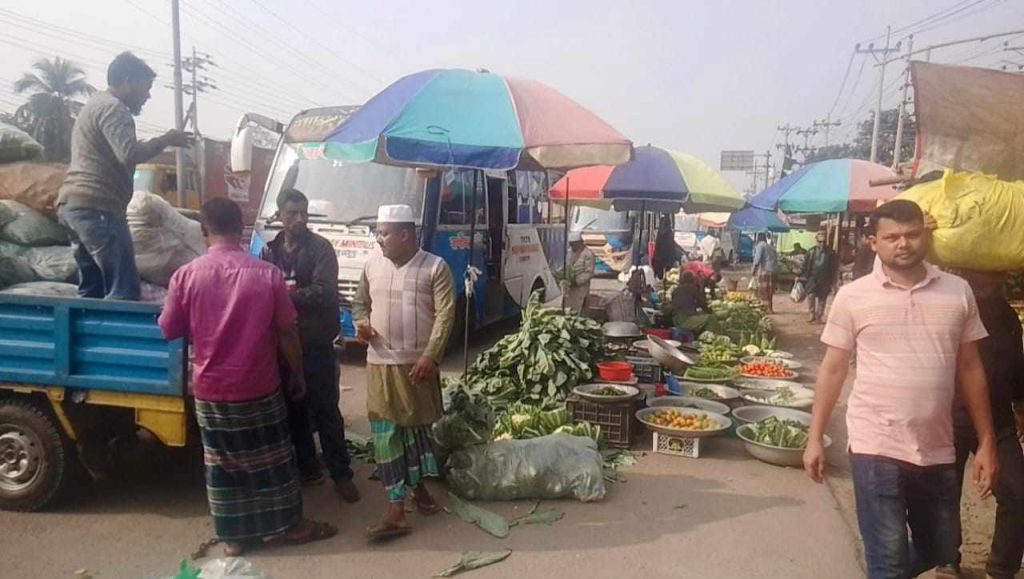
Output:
top-left (952, 270), bottom-right (1024, 579)
top-left (263, 188), bottom-right (358, 503)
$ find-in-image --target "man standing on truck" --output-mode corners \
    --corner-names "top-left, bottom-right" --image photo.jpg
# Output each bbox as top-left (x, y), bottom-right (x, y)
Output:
top-left (352, 204), bottom-right (455, 540)
top-left (159, 198), bottom-right (336, 556)
top-left (57, 51), bottom-right (190, 300)
top-left (262, 188), bottom-right (359, 503)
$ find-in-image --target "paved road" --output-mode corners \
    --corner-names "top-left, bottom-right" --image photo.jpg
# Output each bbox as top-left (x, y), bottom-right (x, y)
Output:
top-left (0, 290), bottom-right (866, 579)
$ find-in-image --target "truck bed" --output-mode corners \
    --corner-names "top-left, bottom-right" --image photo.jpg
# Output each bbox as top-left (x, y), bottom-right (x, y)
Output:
top-left (0, 294), bottom-right (186, 397)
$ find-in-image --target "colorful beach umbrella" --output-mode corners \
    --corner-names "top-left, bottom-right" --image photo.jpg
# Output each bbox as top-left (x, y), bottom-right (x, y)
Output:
top-left (548, 145), bottom-right (745, 212)
top-left (749, 158), bottom-right (899, 214)
top-left (323, 68), bottom-right (632, 171)
top-left (728, 206), bottom-right (790, 233)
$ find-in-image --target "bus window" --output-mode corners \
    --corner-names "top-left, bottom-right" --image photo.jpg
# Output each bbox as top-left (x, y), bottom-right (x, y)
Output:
top-left (439, 170), bottom-right (486, 227)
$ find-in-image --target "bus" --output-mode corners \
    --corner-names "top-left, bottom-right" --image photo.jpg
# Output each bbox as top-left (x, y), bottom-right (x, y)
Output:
top-left (235, 107), bottom-right (567, 341)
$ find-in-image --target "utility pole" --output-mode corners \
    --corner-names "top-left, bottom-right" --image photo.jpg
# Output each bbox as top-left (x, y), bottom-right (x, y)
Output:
top-left (891, 35), bottom-right (914, 171)
top-left (813, 118), bottom-right (842, 147)
top-left (178, 48), bottom-right (217, 135)
top-left (171, 0), bottom-right (186, 207)
top-left (857, 26), bottom-right (901, 164)
top-left (796, 126), bottom-right (819, 155)
top-left (758, 150), bottom-right (772, 188)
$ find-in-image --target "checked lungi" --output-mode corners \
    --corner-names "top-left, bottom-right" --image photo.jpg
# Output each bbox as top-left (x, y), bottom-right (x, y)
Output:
top-left (371, 420), bottom-right (439, 503)
top-left (195, 391), bottom-right (302, 542)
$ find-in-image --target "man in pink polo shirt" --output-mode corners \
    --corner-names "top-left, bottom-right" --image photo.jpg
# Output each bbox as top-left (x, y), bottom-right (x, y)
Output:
top-left (159, 198), bottom-right (336, 556)
top-left (803, 200), bottom-right (999, 579)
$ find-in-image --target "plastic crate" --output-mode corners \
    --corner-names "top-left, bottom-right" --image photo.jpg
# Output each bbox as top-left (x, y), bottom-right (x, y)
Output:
top-left (652, 432), bottom-right (701, 458)
top-left (624, 355), bottom-right (663, 384)
top-left (566, 394), bottom-right (639, 449)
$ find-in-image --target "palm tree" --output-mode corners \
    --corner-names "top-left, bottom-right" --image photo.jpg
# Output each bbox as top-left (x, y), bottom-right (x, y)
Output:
top-left (11, 57), bottom-right (95, 162)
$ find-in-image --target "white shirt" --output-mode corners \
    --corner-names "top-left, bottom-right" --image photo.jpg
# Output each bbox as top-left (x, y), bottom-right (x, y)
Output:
top-left (699, 235), bottom-right (721, 261)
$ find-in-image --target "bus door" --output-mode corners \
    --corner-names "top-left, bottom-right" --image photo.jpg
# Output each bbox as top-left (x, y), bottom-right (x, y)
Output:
top-left (483, 175), bottom-right (507, 320)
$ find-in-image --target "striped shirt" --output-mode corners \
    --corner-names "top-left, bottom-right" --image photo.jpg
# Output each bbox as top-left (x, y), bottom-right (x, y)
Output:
top-left (821, 261), bottom-right (987, 466)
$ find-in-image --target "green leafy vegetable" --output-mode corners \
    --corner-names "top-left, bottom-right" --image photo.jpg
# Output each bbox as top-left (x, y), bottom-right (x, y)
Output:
top-left (749, 417), bottom-right (809, 449)
top-left (448, 492), bottom-right (510, 538)
top-left (435, 550), bottom-right (512, 577)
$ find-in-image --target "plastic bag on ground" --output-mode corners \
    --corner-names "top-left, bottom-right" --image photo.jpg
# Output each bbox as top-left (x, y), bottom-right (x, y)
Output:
top-left (0, 242), bottom-right (75, 281)
top-left (127, 191), bottom-right (206, 286)
top-left (446, 433), bottom-right (606, 502)
top-left (1, 281), bottom-right (78, 297)
top-left (0, 200), bottom-right (68, 246)
top-left (0, 122), bottom-right (43, 163)
top-left (140, 281), bottom-right (169, 303)
top-left (0, 162), bottom-right (67, 216)
top-left (899, 170), bottom-right (1024, 271)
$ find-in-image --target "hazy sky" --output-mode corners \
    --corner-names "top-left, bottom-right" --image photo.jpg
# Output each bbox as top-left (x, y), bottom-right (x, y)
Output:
top-left (2, 0), bottom-right (1022, 191)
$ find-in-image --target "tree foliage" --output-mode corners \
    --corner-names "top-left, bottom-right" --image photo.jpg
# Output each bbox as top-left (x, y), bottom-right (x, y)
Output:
top-left (8, 57), bottom-right (94, 162)
top-left (805, 108), bottom-right (914, 167)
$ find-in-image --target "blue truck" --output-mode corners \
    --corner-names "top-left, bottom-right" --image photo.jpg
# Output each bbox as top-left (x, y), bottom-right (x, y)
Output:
top-left (0, 293), bottom-right (188, 511)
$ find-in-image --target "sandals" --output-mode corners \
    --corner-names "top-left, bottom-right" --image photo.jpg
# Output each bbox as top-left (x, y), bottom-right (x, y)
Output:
top-left (264, 520), bottom-right (338, 550)
top-left (411, 492), bottom-right (443, 516)
top-left (366, 521), bottom-right (412, 541)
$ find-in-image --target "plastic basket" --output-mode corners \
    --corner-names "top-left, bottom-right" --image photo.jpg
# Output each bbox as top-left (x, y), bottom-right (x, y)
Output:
top-left (652, 432), bottom-right (701, 458)
top-left (567, 394), bottom-right (638, 449)
top-left (623, 355), bottom-right (663, 384)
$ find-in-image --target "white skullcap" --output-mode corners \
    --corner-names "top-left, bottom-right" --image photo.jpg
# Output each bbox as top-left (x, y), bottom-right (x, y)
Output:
top-left (568, 230), bottom-right (583, 243)
top-left (377, 204), bottom-right (415, 224)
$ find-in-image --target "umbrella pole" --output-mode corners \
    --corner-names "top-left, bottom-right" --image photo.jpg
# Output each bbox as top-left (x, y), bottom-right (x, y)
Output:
top-left (561, 174), bottom-right (571, 311)
top-left (464, 170), bottom-right (480, 375)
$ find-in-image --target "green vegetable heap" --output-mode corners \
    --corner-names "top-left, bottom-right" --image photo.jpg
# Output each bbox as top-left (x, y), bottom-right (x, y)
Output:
top-left (455, 292), bottom-right (604, 411)
top-left (491, 402), bottom-right (601, 443)
top-left (749, 417), bottom-right (809, 449)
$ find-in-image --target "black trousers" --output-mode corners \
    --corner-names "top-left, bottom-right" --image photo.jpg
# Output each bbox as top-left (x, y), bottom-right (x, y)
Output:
top-left (286, 345), bottom-right (353, 481)
top-left (954, 427), bottom-right (1024, 578)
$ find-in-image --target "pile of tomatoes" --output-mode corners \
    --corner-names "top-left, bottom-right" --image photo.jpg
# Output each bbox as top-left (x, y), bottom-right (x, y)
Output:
top-left (739, 361), bottom-right (793, 378)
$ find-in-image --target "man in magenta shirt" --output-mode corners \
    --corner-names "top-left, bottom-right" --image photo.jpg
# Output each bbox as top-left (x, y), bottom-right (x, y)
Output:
top-left (159, 198), bottom-right (335, 556)
top-left (803, 200), bottom-right (998, 579)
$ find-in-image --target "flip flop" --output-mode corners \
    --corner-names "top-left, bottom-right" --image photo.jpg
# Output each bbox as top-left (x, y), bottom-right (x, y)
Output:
top-left (412, 496), bottom-right (443, 516)
top-left (365, 521), bottom-right (412, 541)
top-left (265, 520), bottom-right (338, 549)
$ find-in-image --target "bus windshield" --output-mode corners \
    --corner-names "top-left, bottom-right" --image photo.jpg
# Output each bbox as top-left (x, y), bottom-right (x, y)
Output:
top-left (261, 143), bottom-right (426, 224)
top-left (572, 206), bottom-right (629, 232)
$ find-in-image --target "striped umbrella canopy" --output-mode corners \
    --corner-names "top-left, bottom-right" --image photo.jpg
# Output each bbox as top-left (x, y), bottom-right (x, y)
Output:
top-left (323, 68), bottom-right (632, 171)
top-left (749, 158), bottom-right (899, 214)
top-left (548, 145), bottom-right (746, 213)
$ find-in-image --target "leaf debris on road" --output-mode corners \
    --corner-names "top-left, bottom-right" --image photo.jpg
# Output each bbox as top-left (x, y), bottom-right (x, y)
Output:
top-left (448, 492), bottom-right (510, 538)
top-left (435, 550), bottom-right (512, 577)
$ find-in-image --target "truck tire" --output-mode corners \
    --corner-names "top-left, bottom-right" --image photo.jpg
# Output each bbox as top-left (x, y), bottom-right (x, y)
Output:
top-left (0, 399), bottom-right (69, 512)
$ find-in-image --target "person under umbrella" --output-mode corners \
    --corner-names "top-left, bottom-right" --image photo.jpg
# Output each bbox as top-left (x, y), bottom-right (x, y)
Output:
top-left (800, 232), bottom-right (838, 323)
top-left (353, 204), bottom-right (455, 540)
top-left (560, 231), bottom-right (595, 314)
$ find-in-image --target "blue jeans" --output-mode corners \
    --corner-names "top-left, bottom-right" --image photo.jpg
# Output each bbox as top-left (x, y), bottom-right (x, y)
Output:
top-left (57, 206), bottom-right (141, 300)
top-left (850, 453), bottom-right (961, 579)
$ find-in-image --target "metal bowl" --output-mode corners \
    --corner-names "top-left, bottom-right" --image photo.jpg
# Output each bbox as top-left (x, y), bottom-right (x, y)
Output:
top-left (739, 386), bottom-right (815, 409)
top-left (647, 396), bottom-right (731, 415)
top-left (671, 381), bottom-right (741, 403)
top-left (633, 339), bottom-right (681, 351)
top-left (602, 321), bottom-right (644, 338)
top-left (646, 335), bottom-right (696, 373)
top-left (737, 425), bottom-right (832, 467)
top-left (573, 383), bottom-right (640, 403)
top-left (739, 369), bottom-right (801, 381)
top-left (740, 356), bottom-right (803, 370)
top-left (733, 378), bottom-right (805, 392)
top-left (636, 407), bottom-right (732, 439)
top-left (730, 405), bottom-right (811, 426)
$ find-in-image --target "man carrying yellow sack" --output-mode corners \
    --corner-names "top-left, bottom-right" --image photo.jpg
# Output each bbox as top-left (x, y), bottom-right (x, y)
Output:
top-left (352, 204), bottom-right (455, 541)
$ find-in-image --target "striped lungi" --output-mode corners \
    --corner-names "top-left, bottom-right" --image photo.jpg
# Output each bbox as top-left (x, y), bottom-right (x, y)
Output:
top-left (371, 420), bottom-right (439, 503)
top-left (195, 391), bottom-right (302, 542)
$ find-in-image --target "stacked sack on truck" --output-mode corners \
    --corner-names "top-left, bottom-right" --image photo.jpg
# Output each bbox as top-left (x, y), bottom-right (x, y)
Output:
top-left (898, 170), bottom-right (1024, 272)
top-left (126, 190), bottom-right (206, 288)
top-left (0, 200), bottom-right (75, 289)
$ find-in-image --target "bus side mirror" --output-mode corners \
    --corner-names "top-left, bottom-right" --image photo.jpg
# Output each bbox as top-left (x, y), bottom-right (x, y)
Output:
top-left (231, 126), bottom-right (254, 173)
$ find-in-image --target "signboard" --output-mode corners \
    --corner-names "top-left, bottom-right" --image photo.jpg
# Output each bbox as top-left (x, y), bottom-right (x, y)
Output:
top-left (720, 150), bottom-right (754, 171)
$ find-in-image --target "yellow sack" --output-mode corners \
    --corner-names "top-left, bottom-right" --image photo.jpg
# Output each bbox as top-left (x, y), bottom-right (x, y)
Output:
top-left (898, 170), bottom-right (1024, 272)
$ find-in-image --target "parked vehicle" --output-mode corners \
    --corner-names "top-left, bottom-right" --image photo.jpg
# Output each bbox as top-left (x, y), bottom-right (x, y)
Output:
top-left (0, 293), bottom-right (188, 511)
top-left (232, 107), bottom-right (567, 342)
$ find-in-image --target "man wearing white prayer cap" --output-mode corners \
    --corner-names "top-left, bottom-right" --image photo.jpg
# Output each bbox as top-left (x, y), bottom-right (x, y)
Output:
top-left (561, 230), bottom-right (595, 314)
top-left (352, 204), bottom-right (455, 540)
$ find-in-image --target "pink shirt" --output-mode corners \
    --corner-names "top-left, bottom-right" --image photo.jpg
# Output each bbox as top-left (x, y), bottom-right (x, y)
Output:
top-left (158, 245), bottom-right (298, 402)
top-left (821, 262), bottom-right (987, 466)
